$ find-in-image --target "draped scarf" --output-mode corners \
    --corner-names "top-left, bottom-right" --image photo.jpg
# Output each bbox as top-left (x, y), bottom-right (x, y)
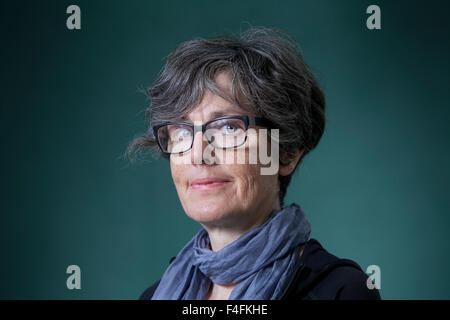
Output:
top-left (151, 203), bottom-right (311, 300)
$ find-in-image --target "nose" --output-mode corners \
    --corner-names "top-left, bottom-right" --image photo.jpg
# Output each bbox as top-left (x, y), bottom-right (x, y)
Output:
top-left (191, 130), bottom-right (214, 164)
top-left (191, 131), bottom-right (207, 164)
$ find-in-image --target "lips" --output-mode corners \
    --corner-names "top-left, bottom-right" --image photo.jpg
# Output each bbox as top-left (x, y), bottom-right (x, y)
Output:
top-left (190, 177), bottom-right (231, 190)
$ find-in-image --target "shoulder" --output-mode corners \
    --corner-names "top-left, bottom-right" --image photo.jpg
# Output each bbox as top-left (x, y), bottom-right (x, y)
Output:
top-left (318, 265), bottom-right (381, 300)
top-left (291, 239), bottom-right (381, 300)
top-left (139, 279), bottom-right (160, 300)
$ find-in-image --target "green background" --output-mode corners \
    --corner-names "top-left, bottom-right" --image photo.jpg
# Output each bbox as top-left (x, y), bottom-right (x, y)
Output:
top-left (1, 0), bottom-right (449, 299)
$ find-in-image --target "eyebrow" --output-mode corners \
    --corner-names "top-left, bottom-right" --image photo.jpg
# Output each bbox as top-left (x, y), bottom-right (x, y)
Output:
top-left (179, 108), bottom-right (246, 123)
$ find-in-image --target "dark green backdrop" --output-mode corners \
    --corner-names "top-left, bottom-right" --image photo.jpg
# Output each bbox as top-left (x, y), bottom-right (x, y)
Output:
top-left (1, 0), bottom-right (449, 299)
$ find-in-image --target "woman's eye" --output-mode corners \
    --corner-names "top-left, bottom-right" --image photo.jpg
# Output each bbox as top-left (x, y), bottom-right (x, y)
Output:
top-left (171, 128), bottom-right (191, 141)
top-left (221, 124), bottom-right (238, 134)
top-left (215, 120), bottom-right (244, 134)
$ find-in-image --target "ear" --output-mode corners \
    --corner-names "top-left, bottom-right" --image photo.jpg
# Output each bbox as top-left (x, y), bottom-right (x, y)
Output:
top-left (279, 149), bottom-right (304, 176)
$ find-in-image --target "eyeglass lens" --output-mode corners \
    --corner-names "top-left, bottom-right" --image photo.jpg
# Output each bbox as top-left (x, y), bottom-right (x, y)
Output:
top-left (157, 118), bottom-right (247, 153)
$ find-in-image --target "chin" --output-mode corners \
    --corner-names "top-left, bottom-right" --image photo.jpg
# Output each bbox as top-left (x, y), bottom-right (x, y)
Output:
top-left (183, 199), bottom-right (234, 225)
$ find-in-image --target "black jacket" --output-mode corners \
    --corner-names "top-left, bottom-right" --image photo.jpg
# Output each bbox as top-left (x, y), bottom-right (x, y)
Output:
top-left (139, 238), bottom-right (381, 300)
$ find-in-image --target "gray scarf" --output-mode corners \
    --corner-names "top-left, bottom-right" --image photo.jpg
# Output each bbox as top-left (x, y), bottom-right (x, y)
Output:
top-left (152, 203), bottom-right (311, 300)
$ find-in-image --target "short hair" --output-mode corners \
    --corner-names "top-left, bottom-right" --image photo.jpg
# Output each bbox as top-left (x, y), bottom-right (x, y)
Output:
top-left (126, 27), bottom-right (326, 207)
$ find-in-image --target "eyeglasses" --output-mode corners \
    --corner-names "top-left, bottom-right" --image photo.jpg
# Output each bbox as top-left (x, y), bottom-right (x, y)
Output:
top-left (153, 115), bottom-right (272, 154)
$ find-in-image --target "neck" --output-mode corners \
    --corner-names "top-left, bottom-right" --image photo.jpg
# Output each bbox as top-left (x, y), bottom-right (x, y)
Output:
top-left (202, 202), bottom-right (281, 252)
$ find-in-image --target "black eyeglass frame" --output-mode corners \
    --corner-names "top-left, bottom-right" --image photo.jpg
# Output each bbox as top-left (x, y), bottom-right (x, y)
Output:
top-left (152, 115), bottom-right (273, 155)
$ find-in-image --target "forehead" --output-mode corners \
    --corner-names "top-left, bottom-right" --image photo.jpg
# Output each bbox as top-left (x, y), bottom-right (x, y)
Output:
top-left (182, 92), bottom-right (247, 122)
top-left (181, 72), bottom-right (251, 123)
top-left (181, 71), bottom-right (253, 124)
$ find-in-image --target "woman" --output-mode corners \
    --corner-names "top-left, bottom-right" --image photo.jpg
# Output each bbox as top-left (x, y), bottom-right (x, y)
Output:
top-left (127, 27), bottom-right (381, 300)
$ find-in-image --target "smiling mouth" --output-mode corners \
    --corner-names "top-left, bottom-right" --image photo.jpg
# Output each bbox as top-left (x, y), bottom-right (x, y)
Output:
top-left (190, 178), bottom-right (231, 191)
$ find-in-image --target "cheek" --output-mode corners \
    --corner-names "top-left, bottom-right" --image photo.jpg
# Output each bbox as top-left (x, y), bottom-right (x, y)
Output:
top-left (232, 164), bottom-right (264, 200)
top-left (221, 141), bottom-right (279, 202)
top-left (241, 164), bottom-right (279, 206)
top-left (170, 159), bottom-right (186, 191)
top-left (260, 172), bottom-right (278, 195)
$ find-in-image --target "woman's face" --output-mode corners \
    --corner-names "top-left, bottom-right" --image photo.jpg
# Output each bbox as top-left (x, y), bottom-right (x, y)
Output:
top-left (170, 72), bottom-right (280, 232)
